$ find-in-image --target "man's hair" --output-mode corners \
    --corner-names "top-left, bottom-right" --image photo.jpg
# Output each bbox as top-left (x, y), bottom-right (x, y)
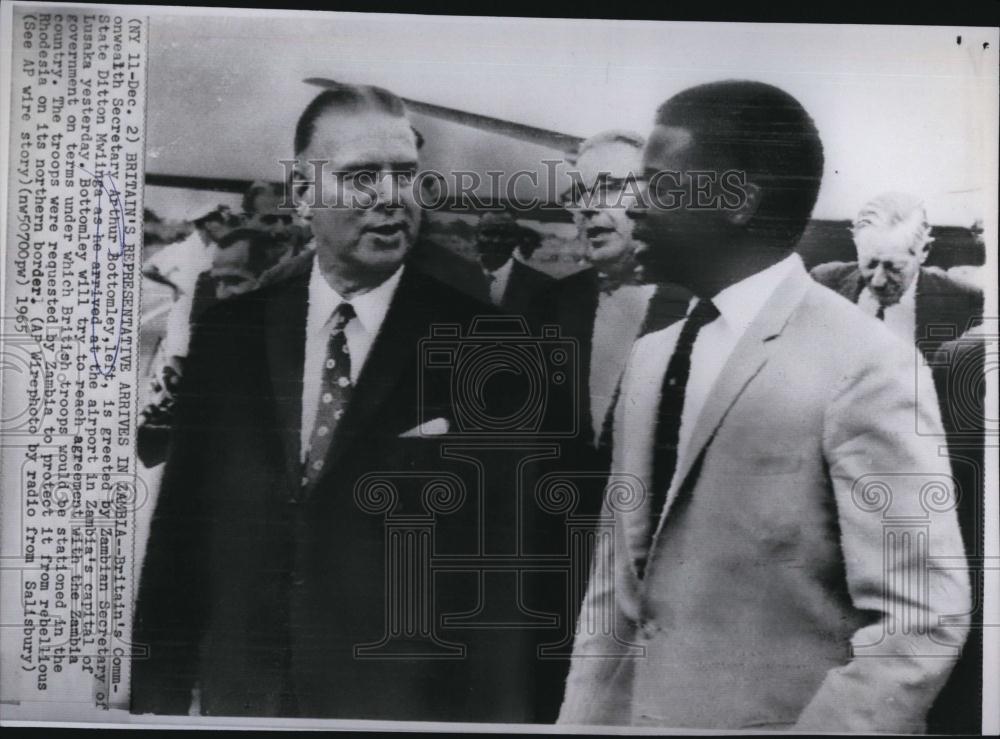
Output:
top-left (656, 80), bottom-right (824, 247)
top-left (476, 205), bottom-right (518, 228)
top-left (294, 83), bottom-right (424, 155)
top-left (568, 129), bottom-right (645, 164)
top-left (851, 192), bottom-right (933, 253)
top-left (241, 180), bottom-right (285, 215)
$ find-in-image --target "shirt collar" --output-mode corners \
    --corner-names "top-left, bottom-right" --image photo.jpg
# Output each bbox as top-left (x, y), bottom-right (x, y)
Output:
top-left (307, 253), bottom-right (405, 336)
top-left (484, 257), bottom-right (514, 282)
top-left (705, 252), bottom-right (803, 334)
top-left (897, 271), bottom-right (919, 307)
top-left (596, 269), bottom-right (643, 295)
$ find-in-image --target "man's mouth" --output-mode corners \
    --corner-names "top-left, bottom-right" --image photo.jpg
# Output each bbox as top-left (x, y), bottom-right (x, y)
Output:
top-left (871, 284), bottom-right (900, 296)
top-left (364, 222), bottom-right (407, 236)
top-left (586, 226), bottom-right (615, 241)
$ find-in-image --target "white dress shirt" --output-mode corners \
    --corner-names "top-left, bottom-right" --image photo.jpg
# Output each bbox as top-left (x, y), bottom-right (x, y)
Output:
top-left (619, 252), bottom-right (802, 499)
top-left (857, 277), bottom-right (917, 343)
top-left (300, 258), bottom-right (404, 460)
top-left (483, 257), bottom-right (514, 307)
top-left (588, 282), bottom-right (656, 445)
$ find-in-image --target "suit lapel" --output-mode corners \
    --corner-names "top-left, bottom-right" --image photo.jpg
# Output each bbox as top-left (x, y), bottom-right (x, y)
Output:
top-left (650, 266), bottom-right (813, 541)
top-left (264, 267), bottom-right (310, 493)
top-left (313, 266), bottom-right (429, 480)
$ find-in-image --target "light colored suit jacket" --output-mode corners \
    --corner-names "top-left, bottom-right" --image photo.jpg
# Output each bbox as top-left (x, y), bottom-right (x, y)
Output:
top-left (558, 263), bottom-right (970, 732)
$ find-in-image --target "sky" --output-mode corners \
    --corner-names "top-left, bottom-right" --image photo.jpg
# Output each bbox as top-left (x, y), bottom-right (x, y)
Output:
top-left (145, 10), bottom-right (999, 225)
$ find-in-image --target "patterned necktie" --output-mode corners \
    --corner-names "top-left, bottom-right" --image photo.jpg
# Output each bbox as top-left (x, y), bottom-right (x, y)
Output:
top-left (875, 304), bottom-right (886, 320)
top-left (303, 302), bottom-right (355, 488)
top-left (639, 298), bottom-right (720, 578)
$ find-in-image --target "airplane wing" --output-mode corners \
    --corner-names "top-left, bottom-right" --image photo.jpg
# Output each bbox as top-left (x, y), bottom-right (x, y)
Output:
top-left (304, 77), bottom-right (582, 152)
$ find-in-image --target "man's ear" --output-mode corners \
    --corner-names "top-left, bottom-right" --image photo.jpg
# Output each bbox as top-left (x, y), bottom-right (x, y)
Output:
top-left (724, 180), bottom-right (762, 226)
top-left (291, 164), bottom-right (316, 219)
top-left (917, 237), bottom-right (934, 264)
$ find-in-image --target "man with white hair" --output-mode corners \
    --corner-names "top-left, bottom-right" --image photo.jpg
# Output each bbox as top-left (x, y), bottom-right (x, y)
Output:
top-left (811, 192), bottom-right (982, 358)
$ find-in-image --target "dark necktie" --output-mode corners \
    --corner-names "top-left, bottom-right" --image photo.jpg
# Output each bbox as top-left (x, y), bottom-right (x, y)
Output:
top-left (639, 298), bottom-right (720, 577)
top-left (875, 304), bottom-right (886, 320)
top-left (303, 302), bottom-right (355, 488)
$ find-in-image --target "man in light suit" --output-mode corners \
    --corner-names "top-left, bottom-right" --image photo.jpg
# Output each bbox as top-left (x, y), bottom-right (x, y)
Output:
top-left (558, 80), bottom-right (970, 732)
top-left (549, 130), bottom-right (690, 449)
top-left (811, 192), bottom-right (983, 360)
top-left (132, 84), bottom-right (564, 722)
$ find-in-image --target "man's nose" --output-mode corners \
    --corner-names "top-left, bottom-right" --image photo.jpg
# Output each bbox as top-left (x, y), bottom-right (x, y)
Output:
top-left (626, 200), bottom-right (645, 221)
top-left (372, 172), bottom-right (400, 207)
top-left (626, 183), bottom-right (648, 221)
top-left (870, 264), bottom-right (888, 287)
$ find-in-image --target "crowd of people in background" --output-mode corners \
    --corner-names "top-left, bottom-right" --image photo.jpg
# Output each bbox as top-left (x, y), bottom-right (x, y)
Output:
top-left (139, 175), bottom-right (986, 462)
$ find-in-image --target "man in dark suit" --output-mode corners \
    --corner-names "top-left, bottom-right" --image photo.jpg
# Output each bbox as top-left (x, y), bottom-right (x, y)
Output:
top-left (924, 325), bottom-right (991, 735)
top-left (473, 209), bottom-right (555, 313)
top-left (132, 83), bottom-right (565, 722)
top-left (137, 228), bottom-right (282, 468)
top-left (559, 80), bottom-right (969, 732)
top-left (810, 192), bottom-right (983, 359)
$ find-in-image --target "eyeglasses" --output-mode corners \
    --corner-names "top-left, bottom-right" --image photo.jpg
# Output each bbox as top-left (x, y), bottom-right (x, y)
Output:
top-left (559, 175), bottom-right (635, 209)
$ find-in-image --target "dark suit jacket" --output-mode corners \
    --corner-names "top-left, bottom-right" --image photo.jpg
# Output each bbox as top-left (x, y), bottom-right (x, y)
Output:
top-left (500, 258), bottom-right (557, 315)
top-left (131, 255), bottom-right (571, 721)
top-left (409, 237), bottom-right (490, 304)
top-left (926, 332), bottom-right (987, 735)
top-left (809, 261), bottom-right (983, 358)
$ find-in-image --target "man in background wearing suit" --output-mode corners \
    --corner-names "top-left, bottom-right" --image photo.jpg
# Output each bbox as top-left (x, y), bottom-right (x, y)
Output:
top-left (925, 324), bottom-right (991, 734)
top-left (473, 208), bottom-right (555, 312)
top-left (558, 80), bottom-right (970, 732)
top-left (552, 130), bottom-right (689, 450)
top-left (811, 192), bottom-right (983, 359)
top-left (132, 84), bottom-right (556, 721)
